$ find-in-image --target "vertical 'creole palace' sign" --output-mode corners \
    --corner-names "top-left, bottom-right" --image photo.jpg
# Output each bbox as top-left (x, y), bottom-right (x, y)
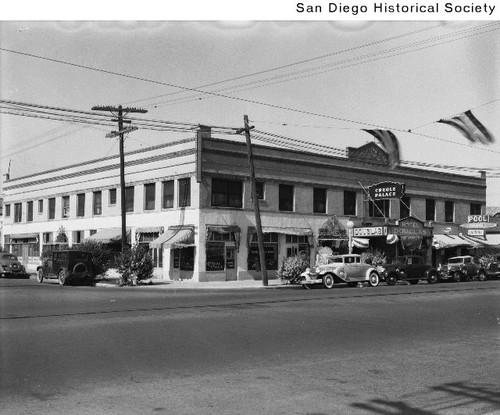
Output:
top-left (368, 181), bottom-right (405, 200)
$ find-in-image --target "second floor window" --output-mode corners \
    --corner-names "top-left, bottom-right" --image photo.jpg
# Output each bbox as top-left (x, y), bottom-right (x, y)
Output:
top-left (14, 203), bottom-right (22, 223)
top-left (313, 188), bottom-right (326, 213)
top-left (445, 201), bottom-right (454, 223)
top-left (279, 184), bottom-right (294, 211)
top-left (93, 191), bottom-right (102, 215)
top-left (426, 199), bottom-right (436, 221)
top-left (400, 196), bottom-right (411, 219)
top-left (27, 201), bottom-right (33, 222)
top-left (344, 190), bottom-right (356, 216)
top-left (125, 186), bottom-right (134, 212)
top-left (178, 178), bottom-right (191, 208)
top-left (211, 178), bottom-right (243, 208)
top-left (369, 200), bottom-right (390, 218)
top-left (5, 204), bottom-right (10, 217)
top-left (255, 181), bottom-right (265, 200)
top-left (49, 198), bottom-right (56, 220)
top-left (109, 188), bottom-right (117, 205)
top-left (38, 200), bottom-right (43, 214)
top-left (77, 194), bottom-right (85, 217)
top-left (144, 183), bottom-right (156, 210)
top-left (62, 196), bottom-right (70, 218)
top-left (470, 203), bottom-right (481, 215)
top-left (162, 180), bottom-right (174, 209)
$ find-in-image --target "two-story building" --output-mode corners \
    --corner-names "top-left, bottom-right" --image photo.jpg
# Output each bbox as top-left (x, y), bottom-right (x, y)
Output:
top-left (2, 127), bottom-right (491, 281)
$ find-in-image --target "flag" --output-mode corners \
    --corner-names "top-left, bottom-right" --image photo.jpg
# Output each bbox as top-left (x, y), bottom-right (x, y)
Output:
top-left (438, 110), bottom-right (495, 145)
top-left (363, 129), bottom-right (400, 169)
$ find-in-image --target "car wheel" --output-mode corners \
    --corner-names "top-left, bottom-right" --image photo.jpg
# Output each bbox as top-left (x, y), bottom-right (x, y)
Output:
top-left (36, 269), bottom-right (44, 283)
top-left (477, 270), bottom-right (487, 282)
top-left (385, 273), bottom-right (397, 286)
top-left (427, 272), bottom-right (438, 284)
top-left (368, 272), bottom-right (379, 287)
top-left (409, 279), bottom-right (419, 285)
top-left (452, 271), bottom-right (462, 283)
top-left (322, 274), bottom-right (334, 289)
top-left (58, 270), bottom-right (67, 285)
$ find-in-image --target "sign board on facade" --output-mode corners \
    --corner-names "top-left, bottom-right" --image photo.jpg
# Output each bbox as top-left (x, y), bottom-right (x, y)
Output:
top-left (460, 222), bottom-right (497, 229)
top-left (368, 181), bottom-right (405, 200)
top-left (353, 227), bottom-right (387, 237)
top-left (467, 229), bottom-right (485, 237)
top-left (467, 215), bottom-right (489, 223)
top-left (392, 216), bottom-right (432, 250)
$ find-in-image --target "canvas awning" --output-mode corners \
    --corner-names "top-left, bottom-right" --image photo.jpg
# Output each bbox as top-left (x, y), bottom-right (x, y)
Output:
top-left (150, 226), bottom-right (195, 249)
top-left (432, 234), bottom-right (479, 249)
top-left (9, 233), bottom-right (39, 240)
top-left (85, 228), bottom-right (131, 243)
top-left (207, 225), bottom-right (241, 234)
top-left (352, 238), bottom-right (370, 249)
top-left (484, 234), bottom-right (500, 246)
top-left (460, 233), bottom-right (500, 247)
top-left (136, 226), bottom-right (164, 234)
top-left (260, 226), bottom-right (313, 236)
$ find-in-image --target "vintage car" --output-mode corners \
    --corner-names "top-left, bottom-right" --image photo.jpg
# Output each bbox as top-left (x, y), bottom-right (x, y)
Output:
top-left (378, 255), bottom-right (439, 285)
top-left (36, 250), bottom-right (95, 285)
top-left (480, 255), bottom-right (500, 280)
top-left (438, 255), bottom-right (485, 282)
top-left (300, 254), bottom-right (380, 289)
top-left (0, 253), bottom-right (29, 278)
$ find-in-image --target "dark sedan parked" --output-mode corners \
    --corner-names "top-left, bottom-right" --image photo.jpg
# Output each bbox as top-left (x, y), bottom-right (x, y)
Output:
top-left (37, 250), bottom-right (95, 285)
top-left (0, 253), bottom-right (29, 278)
top-left (379, 255), bottom-right (439, 285)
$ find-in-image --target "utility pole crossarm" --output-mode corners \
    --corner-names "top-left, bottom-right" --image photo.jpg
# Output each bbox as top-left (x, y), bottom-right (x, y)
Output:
top-left (92, 104), bottom-right (148, 252)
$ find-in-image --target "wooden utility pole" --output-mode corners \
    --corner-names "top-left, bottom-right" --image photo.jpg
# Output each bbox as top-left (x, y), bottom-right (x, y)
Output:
top-left (243, 115), bottom-right (268, 286)
top-left (92, 105), bottom-right (147, 252)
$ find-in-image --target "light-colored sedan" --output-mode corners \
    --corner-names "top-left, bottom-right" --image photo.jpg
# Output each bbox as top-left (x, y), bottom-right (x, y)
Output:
top-left (301, 254), bottom-right (380, 289)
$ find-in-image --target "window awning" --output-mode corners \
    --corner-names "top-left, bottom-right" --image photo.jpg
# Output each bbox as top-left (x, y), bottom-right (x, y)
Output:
top-left (432, 234), bottom-right (479, 249)
top-left (85, 228), bottom-right (131, 243)
top-left (207, 225), bottom-right (241, 234)
top-left (353, 238), bottom-right (370, 249)
top-left (150, 226), bottom-right (195, 249)
top-left (261, 226), bottom-right (313, 236)
top-left (9, 233), bottom-right (39, 240)
top-left (484, 234), bottom-right (500, 246)
top-left (459, 233), bottom-right (500, 247)
top-left (136, 226), bottom-right (164, 234)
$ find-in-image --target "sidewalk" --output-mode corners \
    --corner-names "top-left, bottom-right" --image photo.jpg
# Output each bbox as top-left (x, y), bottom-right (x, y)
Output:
top-left (95, 277), bottom-right (294, 290)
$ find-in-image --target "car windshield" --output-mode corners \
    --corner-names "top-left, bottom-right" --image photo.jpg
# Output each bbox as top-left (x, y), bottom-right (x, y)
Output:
top-left (327, 257), bottom-right (344, 264)
top-left (448, 258), bottom-right (465, 264)
top-left (2, 254), bottom-right (18, 261)
top-left (387, 257), bottom-right (405, 264)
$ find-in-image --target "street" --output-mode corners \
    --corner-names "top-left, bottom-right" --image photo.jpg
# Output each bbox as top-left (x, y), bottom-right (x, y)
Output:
top-left (1, 278), bottom-right (499, 415)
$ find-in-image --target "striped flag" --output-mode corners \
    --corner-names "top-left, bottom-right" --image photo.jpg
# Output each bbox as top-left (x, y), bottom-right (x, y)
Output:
top-left (438, 110), bottom-right (495, 145)
top-left (363, 129), bottom-right (401, 169)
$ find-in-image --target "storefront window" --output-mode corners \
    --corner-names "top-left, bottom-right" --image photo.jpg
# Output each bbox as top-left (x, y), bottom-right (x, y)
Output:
top-left (285, 234), bottom-right (310, 257)
top-left (206, 243), bottom-right (225, 271)
top-left (172, 248), bottom-right (194, 271)
top-left (248, 232), bottom-right (279, 270)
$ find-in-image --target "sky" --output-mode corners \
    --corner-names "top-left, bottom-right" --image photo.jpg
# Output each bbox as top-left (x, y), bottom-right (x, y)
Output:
top-left (1, 18), bottom-right (499, 204)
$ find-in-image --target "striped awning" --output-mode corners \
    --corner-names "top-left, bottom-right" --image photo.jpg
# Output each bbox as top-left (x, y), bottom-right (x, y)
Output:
top-left (9, 233), bottom-right (39, 240)
top-left (261, 226), bottom-right (313, 236)
top-left (432, 234), bottom-right (479, 249)
top-left (352, 238), bottom-right (370, 249)
top-left (150, 226), bottom-right (195, 249)
top-left (86, 228), bottom-right (131, 243)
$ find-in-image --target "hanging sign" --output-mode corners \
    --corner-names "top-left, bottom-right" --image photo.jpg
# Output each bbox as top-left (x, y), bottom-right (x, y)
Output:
top-left (460, 222), bottom-right (497, 229)
top-left (467, 229), bottom-right (485, 237)
top-left (368, 181), bottom-right (405, 200)
top-left (467, 215), bottom-right (489, 223)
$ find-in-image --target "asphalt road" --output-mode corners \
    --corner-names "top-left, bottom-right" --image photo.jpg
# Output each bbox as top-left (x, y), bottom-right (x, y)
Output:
top-left (1, 278), bottom-right (499, 415)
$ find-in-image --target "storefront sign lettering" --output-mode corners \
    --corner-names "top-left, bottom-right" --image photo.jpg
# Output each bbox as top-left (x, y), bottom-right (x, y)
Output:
top-left (467, 215), bottom-right (489, 223)
top-left (353, 227), bottom-right (387, 237)
top-left (368, 181), bottom-right (405, 200)
top-left (467, 229), bottom-right (485, 237)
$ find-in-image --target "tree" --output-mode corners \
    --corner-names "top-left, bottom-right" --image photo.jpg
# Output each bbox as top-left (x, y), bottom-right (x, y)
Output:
top-left (117, 244), bottom-right (154, 286)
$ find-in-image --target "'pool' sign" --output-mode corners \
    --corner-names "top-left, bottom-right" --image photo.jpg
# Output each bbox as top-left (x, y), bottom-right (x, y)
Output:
top-left (368, 181), bottom-right (405, 200)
